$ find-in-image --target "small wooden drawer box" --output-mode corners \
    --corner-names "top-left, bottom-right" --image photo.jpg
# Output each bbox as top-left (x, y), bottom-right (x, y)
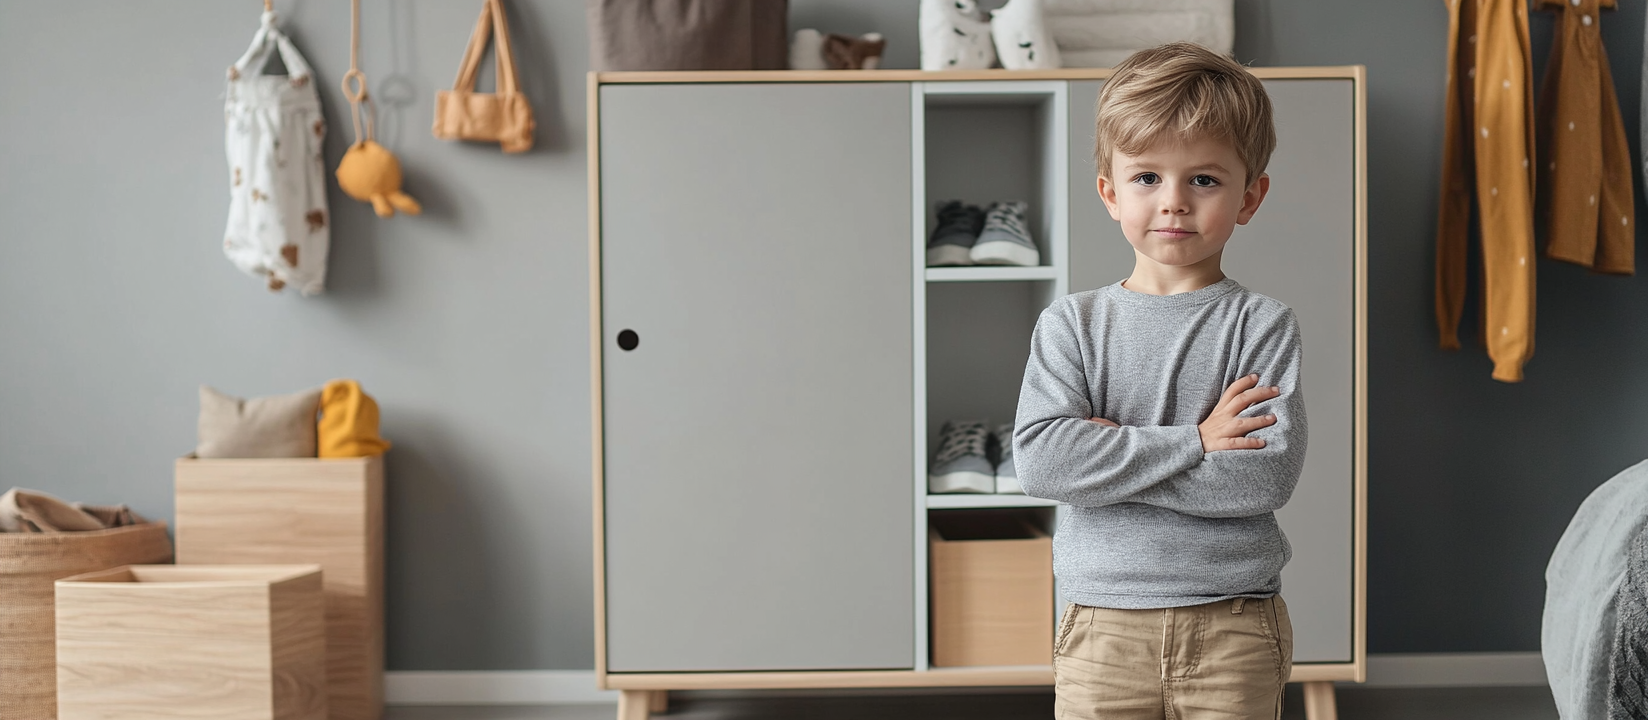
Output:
top-left (174, 456), bottom-right (384, 720)
top-left (929, 511), bottom-right (1054, 667)
top-left (55, 565), bottom-right (326, 720)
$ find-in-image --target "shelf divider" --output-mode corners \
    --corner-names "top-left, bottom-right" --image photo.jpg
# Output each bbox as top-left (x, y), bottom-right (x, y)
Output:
top-left (925, 266), bottom-right (1060, 282)
top-left (927, 494), bottom-right (1060, 509)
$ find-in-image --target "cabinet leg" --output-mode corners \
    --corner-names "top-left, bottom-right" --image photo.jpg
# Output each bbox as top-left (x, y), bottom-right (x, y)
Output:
top-left (649, 690), bottom-right (670, 713)
top-left (1302, 681), bottom-right (1338, 720)
top-left (617, 690), bottom-right (652, 720)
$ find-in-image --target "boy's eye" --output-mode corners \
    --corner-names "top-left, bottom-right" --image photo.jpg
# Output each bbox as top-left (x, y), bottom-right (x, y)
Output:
top-left (1132, 173), bottom-right (1160, 186)
top-left (1191, 175), bottom-right (1220, 187)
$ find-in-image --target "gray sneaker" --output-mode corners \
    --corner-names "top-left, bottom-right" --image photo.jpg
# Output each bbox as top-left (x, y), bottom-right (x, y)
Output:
top-left (926, 201), bottom-right (985, 266)
top-left (970, 200), bottom-right (1040, 266)
top-left (929, 420), bottom-right (994, 494)
top-left (989, 423), bottom-right (1022, 494)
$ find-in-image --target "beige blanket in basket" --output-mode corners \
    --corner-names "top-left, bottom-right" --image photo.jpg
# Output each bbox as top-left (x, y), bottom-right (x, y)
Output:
top-left (0, 488), bottom-right (145, 533)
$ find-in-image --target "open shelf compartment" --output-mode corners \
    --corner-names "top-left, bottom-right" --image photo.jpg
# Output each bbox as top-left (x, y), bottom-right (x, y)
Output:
top-left (908, 80), bottom-right (1072, 674)
top-left (919, 81), bottom-right (1069, 279)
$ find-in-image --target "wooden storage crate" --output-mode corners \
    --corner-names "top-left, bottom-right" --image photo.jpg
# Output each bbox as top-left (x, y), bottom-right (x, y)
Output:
top-left (55, 564), bottom-right (326, 720)
top-left (0, 522), bottom-right (173, 720)
top-left (174, 456), bottom-right (383, 720)
top-left (929, 511), bottom-right (1053, 667)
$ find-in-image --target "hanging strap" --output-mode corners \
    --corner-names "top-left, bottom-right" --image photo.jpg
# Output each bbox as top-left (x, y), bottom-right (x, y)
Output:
top-left (342, 0), bottom-right (375, 144)
top-left (451, 0), bottom-right (521, 96)
top-left (230, 11), bottom-right (314, 82)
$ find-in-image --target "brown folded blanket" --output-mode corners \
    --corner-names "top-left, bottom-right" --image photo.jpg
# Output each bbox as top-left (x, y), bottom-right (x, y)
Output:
top-left (0, 488), bottom-right (147, 533)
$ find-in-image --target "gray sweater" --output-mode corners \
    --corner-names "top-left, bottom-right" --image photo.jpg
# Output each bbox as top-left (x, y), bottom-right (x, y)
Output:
top-left (1013, 278), bottom-right (1307, 609)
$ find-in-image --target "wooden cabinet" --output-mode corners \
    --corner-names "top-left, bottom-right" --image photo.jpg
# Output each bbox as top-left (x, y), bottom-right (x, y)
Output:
top-left (590, 69), bottom-right (1366, 720)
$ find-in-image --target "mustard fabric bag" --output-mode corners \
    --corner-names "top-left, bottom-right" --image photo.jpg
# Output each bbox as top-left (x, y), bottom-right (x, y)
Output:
top-left (433, 0), bottom-right (535, 153)
top-left (318, 379), bottom-right (391, 458)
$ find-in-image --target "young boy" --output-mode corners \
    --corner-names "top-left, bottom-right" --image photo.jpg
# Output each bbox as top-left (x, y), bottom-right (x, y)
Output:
top-left (1014, 42), bottom-right (1306, 719)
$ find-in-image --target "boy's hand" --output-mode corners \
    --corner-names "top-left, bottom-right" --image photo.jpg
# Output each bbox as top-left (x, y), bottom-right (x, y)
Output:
top-left (1198, 374), bottom-right (1280, 452)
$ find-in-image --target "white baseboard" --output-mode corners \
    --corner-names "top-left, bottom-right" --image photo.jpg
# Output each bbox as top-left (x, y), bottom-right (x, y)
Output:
top-left (1361, 652), bottom-right (1547, 688)
top-left (385, 671), bottom-right (616, 705)
top-left (385, 652), bottom-right (1548, 705)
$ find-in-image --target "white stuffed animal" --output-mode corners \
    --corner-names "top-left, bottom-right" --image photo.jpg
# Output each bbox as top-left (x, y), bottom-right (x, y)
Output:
top-left (790, 29), bottom-right (828, 70)
top-left (920, 0), bottom-right (996, 71)
top-left (991, 0), bottom-right (1062, 70)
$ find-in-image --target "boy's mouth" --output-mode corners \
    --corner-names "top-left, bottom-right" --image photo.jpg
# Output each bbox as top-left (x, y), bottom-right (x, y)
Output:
top-left (1152, 228), bottom-right (1196, 237)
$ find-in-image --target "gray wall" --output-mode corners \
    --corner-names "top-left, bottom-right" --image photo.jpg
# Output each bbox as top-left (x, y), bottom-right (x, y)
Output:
top-left (0, 0), bottom-right (1641, 670)
top-left (0, 0), bottom-right (599, 671)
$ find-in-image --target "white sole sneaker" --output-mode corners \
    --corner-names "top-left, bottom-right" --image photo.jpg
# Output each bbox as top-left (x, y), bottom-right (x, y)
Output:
top-left (969, 240), bottom-right (1040, 267)
top-left (994, 474), bottom-right (1022, 494)
top-left (929, 470), bottom-right (995, 494)
top-left (926, 244), bottom-right (974, 267)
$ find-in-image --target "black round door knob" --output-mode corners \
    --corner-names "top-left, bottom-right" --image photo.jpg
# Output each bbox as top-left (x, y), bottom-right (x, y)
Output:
top-left (617, 329), bottom-right (639, 351)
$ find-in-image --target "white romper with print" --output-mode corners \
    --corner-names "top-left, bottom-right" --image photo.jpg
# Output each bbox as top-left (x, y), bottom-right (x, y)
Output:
top-left (223, 11), bottom-right (329, 294)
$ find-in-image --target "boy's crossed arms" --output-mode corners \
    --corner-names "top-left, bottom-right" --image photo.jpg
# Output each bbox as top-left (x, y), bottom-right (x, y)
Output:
top-left (1013, 301), bottom-right (1307, 520)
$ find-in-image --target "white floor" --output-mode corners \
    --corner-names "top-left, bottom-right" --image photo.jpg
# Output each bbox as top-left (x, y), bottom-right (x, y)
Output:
top-left (384, 685), bottom-right (1560, 719)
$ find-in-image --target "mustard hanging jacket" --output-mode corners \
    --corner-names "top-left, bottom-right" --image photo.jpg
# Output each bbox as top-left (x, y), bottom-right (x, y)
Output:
top-left (1436, 0), bottom-right (1538, 383)
top-left (1536, 0), bottom-right (1634, 275)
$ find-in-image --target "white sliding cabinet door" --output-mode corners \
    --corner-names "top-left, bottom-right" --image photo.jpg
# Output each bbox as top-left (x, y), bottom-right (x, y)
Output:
top-left (600, 83), bottom-right (915, 672)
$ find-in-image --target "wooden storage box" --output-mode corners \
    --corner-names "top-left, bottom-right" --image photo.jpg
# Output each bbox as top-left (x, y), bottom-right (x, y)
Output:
top-left (174, 456), bottom-right (383, 720)
top-left (929, 511), bottom-right (1053, 667)
top-left (55, 564), bottom-right (326, 720)
top-left (0, 523), bottom-right (174, 720)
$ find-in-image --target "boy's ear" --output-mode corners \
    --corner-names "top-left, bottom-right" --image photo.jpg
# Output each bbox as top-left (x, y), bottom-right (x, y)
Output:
top-left (1096, 173), bottom-right (1122, 221)
top-left (1236, 173), bottom-right (1270, 225)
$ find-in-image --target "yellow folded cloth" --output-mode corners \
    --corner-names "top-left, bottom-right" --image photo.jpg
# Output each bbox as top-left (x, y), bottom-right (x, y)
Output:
top-left (318, 379), bottom-right (392, 458)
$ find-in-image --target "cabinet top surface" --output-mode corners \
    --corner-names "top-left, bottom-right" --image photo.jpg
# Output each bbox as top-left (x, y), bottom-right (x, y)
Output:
top-left (593, 67), bottom-right (1364, 85)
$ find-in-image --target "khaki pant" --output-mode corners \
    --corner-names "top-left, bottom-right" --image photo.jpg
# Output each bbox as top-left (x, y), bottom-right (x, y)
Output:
top-left (1053, 596), bottom-right (1293, 720)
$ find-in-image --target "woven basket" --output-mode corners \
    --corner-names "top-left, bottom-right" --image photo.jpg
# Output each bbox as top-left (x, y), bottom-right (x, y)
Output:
top-left (0, 523), bottom-right (173, 720)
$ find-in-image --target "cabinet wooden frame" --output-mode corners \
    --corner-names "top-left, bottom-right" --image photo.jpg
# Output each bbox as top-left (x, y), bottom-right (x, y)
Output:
top-left (589, 67), bottom-right (1368, 695)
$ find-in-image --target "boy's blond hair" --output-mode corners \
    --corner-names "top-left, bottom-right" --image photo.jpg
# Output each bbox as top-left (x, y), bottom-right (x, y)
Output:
top-left (1095, 42), bottom-right (1275, 187)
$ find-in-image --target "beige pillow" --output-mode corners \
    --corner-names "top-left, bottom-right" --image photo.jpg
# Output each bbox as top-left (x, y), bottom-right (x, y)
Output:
top-left (196, 385), bottom-right (322, 458)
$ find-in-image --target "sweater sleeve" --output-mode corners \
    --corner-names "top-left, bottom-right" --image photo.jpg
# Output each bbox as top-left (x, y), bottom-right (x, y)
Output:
top-left (1013, 301), bottom-right (1208, 506)
top-left (1013, 301), bottom-right (1308, 518)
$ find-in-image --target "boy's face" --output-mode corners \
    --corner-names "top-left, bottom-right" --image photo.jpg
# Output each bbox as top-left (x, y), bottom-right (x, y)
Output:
top-left (1097, 136), bottom-right (1269, 276)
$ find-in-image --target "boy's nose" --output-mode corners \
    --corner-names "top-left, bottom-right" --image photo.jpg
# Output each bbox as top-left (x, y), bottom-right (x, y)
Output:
top-left (1159, 187), bottom-right (1190, 215)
